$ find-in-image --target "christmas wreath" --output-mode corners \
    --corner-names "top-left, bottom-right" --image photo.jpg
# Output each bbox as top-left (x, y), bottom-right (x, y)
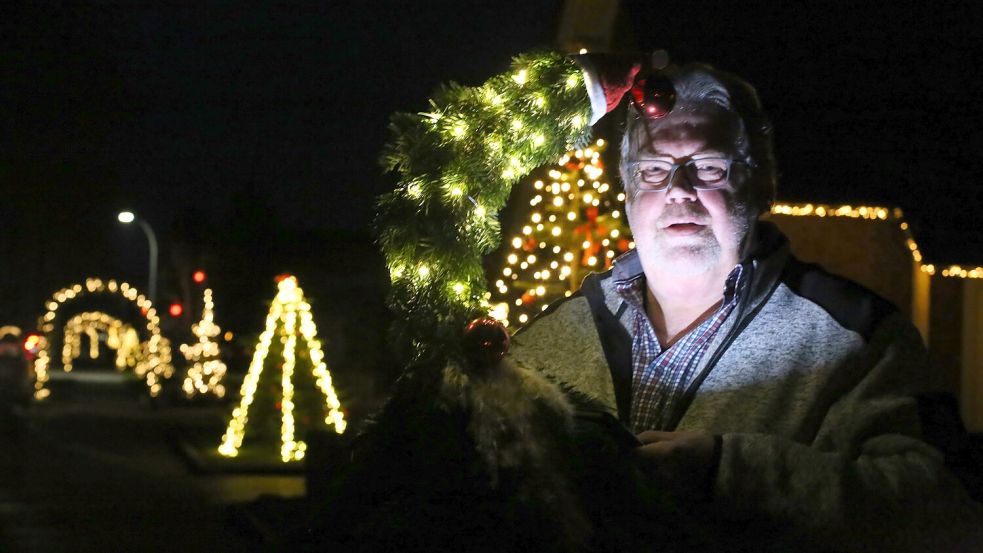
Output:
top-left (376, 51), bottom-right (593, 360)
top-left (314, 51), bottom-right (690, 553)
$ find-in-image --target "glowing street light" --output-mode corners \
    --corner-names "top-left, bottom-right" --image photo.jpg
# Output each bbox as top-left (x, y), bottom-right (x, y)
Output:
top-left (117, 210), bottom-right (159, 306)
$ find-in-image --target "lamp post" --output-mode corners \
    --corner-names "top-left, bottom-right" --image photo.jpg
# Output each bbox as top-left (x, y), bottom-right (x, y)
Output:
top-left (117, 211), bottom-right (158, 306)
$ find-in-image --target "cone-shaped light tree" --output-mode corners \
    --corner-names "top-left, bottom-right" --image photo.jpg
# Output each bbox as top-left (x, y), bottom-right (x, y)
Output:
top-left (489, 139), bottom-right (634, 328)
top-left (218, 275), bottom-right (347, 462)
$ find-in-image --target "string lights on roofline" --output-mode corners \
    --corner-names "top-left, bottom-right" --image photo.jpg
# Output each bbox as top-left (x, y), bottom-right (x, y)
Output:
top-left (770, 203), bottom-right (983, 279)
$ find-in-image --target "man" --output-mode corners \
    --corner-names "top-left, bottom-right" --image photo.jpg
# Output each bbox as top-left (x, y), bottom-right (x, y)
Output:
top-left (507, 56), bottom-right (983, 551)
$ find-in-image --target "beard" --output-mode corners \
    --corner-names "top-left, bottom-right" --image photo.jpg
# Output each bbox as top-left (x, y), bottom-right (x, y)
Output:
top-left (638, 201), bottom-right (752, 276)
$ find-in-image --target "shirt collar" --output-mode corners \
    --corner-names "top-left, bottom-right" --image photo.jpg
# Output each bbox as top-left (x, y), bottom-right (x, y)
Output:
top-left (613, 257), bottom-right (747, 309)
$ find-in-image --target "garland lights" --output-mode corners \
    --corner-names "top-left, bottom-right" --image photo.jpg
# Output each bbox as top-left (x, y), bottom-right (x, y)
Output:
top-left (770, 203), bottom-right (983, 279)
top-left (33, 278), bottom-right (174, 399)
top-left (180, 288), bottom-right (228, 398)
top-left (490, 138), bottom-right (633, 327)
top-left (61, 312), bottom-right (140, 372)
top-left (377, 51), bottom-right (593, 357)
top-left (218, 276), bottom-right (347, 462)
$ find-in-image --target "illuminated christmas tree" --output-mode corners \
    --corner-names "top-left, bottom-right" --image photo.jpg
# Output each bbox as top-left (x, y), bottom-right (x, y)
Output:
top-left (181, 288), bottom-right (228, 398)
top-left (490, 138), bottom-right (634, 328)
top-left (218, 275), bottom-right (347, 462)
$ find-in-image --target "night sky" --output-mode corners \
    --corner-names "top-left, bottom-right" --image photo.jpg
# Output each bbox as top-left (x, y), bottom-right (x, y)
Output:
top-left (3, 1), bottom-right (982, 333)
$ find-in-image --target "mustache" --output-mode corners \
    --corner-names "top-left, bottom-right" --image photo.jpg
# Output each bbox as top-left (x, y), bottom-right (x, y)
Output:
top-left (656, 203), bottom-right (711, 227)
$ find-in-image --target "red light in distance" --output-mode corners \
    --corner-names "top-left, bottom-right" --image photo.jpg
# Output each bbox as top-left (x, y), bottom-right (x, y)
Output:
top-left (24, 334), bottom-right (40, 352)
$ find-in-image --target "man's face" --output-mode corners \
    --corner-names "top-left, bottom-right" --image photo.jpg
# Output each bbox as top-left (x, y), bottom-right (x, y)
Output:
top-left (625, 107), bottom-right (752, 277)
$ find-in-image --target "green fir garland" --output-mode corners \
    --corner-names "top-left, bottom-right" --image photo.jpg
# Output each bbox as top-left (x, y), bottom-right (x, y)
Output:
top-left (377, 51), bottom-right (594, 361)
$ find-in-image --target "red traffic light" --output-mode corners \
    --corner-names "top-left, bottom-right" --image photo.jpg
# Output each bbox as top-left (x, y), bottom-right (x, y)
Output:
top-left (193, 270), bottom-right (206, 284)
top-left (169, 303), bottom-right (184, 317)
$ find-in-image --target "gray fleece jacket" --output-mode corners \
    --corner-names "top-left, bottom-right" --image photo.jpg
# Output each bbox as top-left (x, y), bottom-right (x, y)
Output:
top-left (507, 221), bottom-right (983, 552)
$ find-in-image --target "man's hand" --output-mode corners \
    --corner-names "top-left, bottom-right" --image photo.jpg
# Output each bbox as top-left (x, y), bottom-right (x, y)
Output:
top-left (635, 430), bottom-right (721, 502)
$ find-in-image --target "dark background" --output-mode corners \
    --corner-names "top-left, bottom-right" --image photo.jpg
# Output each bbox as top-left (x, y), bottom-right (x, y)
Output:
top-left (2, 1), bottom-right (981, 369)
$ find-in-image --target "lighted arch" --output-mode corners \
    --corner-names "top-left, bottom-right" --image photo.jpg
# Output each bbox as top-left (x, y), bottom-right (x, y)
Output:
top-left (34, 278), bottom-right (174, 399)
top-left (61, 311), bottom-right (141, 372)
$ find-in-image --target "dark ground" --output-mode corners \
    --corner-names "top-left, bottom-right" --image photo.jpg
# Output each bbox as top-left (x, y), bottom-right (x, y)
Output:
top-left (0, 371), bottom-right (303, 552)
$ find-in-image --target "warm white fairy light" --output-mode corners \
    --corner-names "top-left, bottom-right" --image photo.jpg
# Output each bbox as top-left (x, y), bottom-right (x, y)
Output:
top-left (218, 276), bottom-right (346, 462)
top-left (491, 139), bottom-right (634, 327)
top-left (279, 310), bottom-right (304, 462)
top-left (512, 68), bottom-right (528, 85)
top-left (33, 278), bottom-right (173, 400)
top-left (180, 288), bottom-right (228, 398)
top-left (61, 312), bottom-right (140, 372)
top-left (770, 202), bottom-right (982, 279)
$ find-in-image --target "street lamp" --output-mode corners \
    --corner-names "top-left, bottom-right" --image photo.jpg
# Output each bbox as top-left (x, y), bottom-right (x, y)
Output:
top-left (117, 210), bottom-right (159, 306)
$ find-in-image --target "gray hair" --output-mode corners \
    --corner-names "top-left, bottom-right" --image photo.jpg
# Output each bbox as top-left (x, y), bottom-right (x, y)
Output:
top-left (618, 63), bottom-right (776, 215)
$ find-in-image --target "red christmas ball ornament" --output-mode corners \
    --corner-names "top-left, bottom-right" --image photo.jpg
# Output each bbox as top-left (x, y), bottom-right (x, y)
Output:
top-left (462, 317), bottom-right (510, 368)
top-left (629, 74), bottom-right (676, 119)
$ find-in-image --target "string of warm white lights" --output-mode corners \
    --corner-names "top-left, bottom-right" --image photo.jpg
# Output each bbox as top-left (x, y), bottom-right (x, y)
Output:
top-left (279, 308), bottom-right (305, 461)
top-left (218, 276), bottom-right (346, 462)
top-left (180, 288), bottom-right (228, 398)
top-left (61, 312), bottom-right (140, 372)
top-left (770, 203), bottom-right (983, 279)
top-left (378, 50), bottom-right (593, 358)
top-left (490, 138), bottom-right (633, 327)
top-left (33, 278), bottom-right (174, 399)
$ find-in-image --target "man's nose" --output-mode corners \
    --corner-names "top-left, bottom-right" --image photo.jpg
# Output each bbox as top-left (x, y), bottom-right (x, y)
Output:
top-left (664, 167), bottom-right (698, 202)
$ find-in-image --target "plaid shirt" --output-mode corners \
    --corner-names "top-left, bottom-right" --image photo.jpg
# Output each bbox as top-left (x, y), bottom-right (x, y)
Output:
top-left (616, 264), bottom-right (746, 433)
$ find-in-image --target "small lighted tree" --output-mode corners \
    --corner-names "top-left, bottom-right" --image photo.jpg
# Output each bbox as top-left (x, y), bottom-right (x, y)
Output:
top-left (490, 139), bottom-right (633, 327)
top-left (181, 288), bottom-right (228, 398)
top-left (218, 275), bottom-right (347, 462)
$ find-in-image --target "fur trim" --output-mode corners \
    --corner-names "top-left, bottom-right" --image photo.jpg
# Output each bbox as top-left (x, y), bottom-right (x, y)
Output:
top-left (439, 359), bottom-right (574, 483)
top-left (439, 359), bottom-right (591, 550)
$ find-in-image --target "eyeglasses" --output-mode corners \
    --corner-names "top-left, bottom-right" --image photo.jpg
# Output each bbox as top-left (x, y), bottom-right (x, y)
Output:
top-left (626, 157), bottom-right (749, 192)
